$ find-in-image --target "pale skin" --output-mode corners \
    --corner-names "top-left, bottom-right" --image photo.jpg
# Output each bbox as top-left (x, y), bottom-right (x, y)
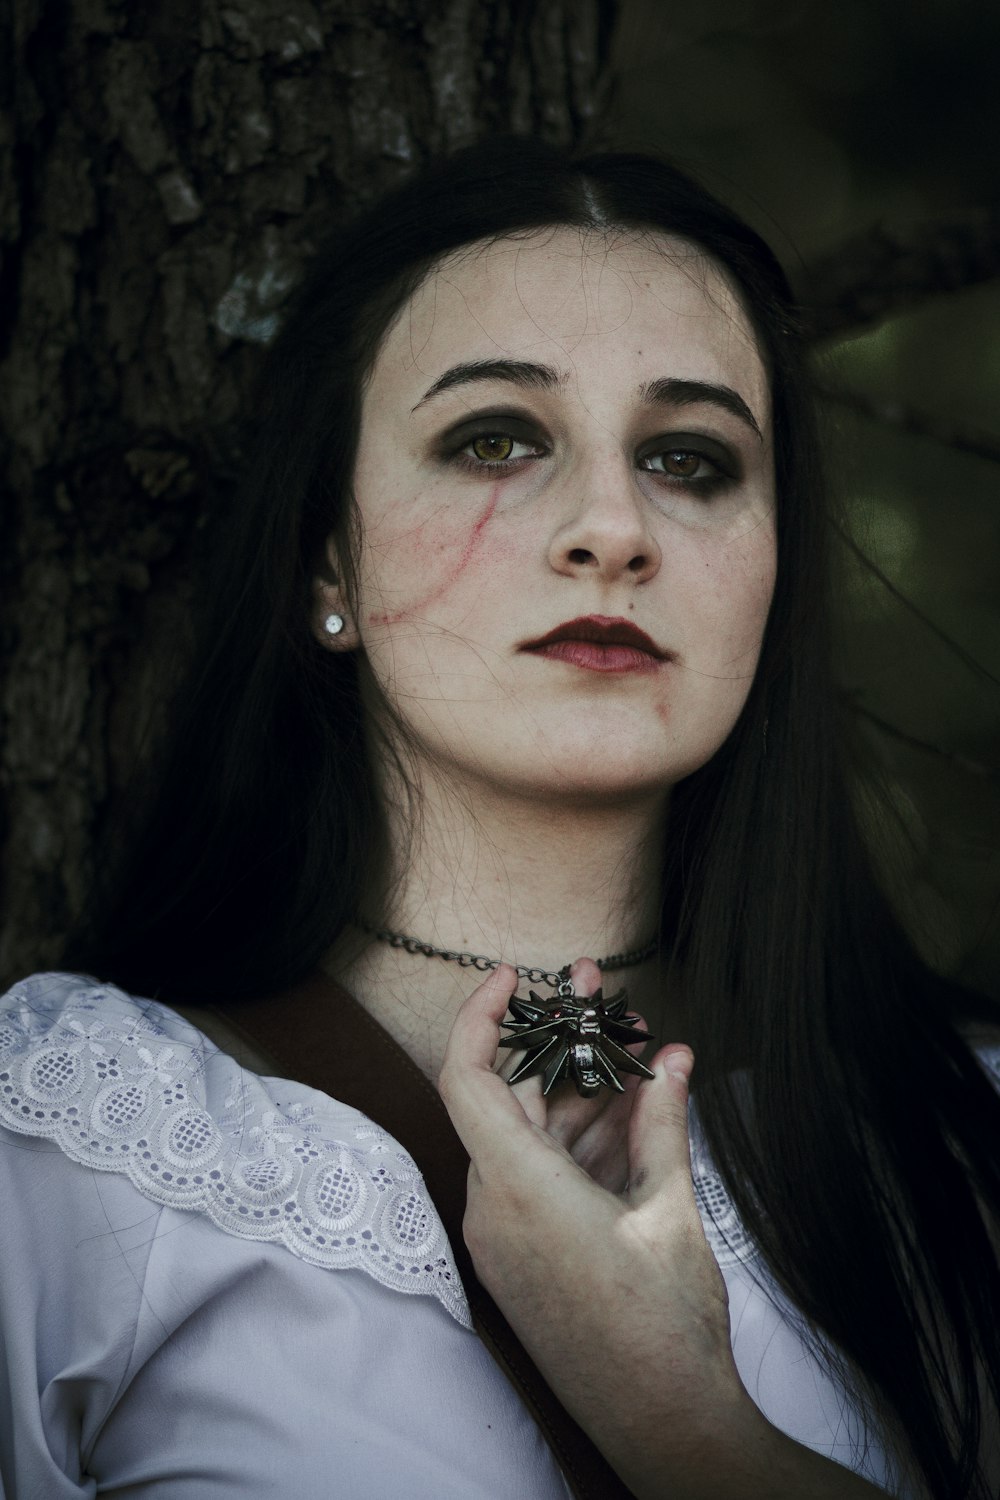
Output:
top-left (311, 227), bottom-right (890, 1497)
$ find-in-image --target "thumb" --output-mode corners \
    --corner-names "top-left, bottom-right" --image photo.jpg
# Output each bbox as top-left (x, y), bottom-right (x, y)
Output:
top-left (439, 961), bottom-right (519, 1087)
top-left (438, 963), bottom-right (529, 1160)
top-left (626, 1044), bottom-right (694, 1209)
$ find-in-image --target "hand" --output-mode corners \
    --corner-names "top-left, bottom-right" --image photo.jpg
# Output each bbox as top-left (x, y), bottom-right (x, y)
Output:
top-left (438, 958), bottom-right (755, 1499)
top-left (439, 961), bottom-right (891, 1500)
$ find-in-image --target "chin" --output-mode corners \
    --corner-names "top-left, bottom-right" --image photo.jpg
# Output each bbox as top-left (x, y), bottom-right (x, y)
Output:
top-left (411, 706), bottom-right (740, 804)
top-left (526, 712), bottom-right (732, 785)
top-left (496, 743), bottom-right (706, 805)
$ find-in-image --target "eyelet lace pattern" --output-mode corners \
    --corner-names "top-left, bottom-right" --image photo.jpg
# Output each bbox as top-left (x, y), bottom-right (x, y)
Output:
top-left (0, 974), bottom-right (843, 1301)
top-left (0, 974), bottom-right (471, 1327)
top-left (688, 1105), bottom-right (760, 1268)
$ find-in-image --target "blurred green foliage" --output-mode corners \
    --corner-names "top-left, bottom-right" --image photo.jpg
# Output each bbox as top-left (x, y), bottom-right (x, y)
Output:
top-left (824, 296), bottom-right (1000, 996)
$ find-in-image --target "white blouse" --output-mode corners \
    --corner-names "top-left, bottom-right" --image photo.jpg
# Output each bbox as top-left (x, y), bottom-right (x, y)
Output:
top-left (1, 972), bottom-right (995, 1497)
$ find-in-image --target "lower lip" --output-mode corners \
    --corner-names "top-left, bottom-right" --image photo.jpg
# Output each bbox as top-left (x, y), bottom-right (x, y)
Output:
top-left (526, 641), bottom-right (662, 673)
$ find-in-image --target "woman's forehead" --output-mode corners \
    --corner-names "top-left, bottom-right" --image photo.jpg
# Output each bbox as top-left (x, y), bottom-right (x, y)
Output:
top-left (370, 225), bottom-right (769, 419)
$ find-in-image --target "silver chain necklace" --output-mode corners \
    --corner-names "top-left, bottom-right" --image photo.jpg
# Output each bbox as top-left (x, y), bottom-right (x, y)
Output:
top-left (361, 922), bottom-right (660, 1096)
top-left (360, 922), bottom-right (658, 992)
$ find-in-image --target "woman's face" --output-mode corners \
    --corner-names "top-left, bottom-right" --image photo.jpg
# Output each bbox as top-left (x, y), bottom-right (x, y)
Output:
top-left (323, 227), bottom-right (776, 805)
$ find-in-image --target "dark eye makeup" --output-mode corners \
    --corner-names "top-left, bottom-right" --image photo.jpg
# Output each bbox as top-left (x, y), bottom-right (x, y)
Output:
top-left (439, 412), bottom-right (547, 474)
top-left (636, 430), bottom-right (741, 495)
top-left (436, 411), bottom-right (742, 493)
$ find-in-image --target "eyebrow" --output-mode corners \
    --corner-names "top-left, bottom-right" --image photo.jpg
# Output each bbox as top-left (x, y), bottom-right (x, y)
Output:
top-left (412, 359), bottom-right (763, 440)
top-left (411, 359), bottom-right (562, 411)
top-left (639, 377), bottom-right (763, 441)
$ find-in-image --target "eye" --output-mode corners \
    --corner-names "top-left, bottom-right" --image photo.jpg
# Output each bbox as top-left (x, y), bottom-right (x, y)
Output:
top-left (444, 418), bottom-right (548, 474)
top-left (636, 431), bottom-right (738, 492)
top-left (469, 434), bottom-right (525, 463)
top-left (640, 448), bottom-right (721, 481)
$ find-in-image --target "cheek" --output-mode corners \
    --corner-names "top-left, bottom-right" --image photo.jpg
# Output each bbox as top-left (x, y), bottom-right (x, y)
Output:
top-left (361, 484), bottom-right (502, 628)
top-left (653, 528), bottom-right (775, 746)
top-left (682, 523), bottom-right (776, 667)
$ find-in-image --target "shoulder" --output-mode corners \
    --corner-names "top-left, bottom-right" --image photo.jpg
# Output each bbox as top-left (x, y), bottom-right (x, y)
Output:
top-left (0, 967), bottom-right (367, 1138)
top-left (0, 966), bottom-right (184, 1036)
top-left (0, 969), bottom-right (214, 1137)
top-left (0, 971), bottom-right (470, 1326)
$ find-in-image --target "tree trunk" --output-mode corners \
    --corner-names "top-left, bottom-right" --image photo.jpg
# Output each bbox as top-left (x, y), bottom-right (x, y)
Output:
top-left (0, 0), bottom-right (618, 986)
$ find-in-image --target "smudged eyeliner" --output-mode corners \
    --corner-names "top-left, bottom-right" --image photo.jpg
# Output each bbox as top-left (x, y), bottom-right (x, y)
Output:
top-left (437, 413), bottom-right (742, 494)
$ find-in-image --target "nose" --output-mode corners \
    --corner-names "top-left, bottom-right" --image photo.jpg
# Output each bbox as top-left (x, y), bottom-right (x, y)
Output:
top-left (547, 454), bottom-right (661, 585)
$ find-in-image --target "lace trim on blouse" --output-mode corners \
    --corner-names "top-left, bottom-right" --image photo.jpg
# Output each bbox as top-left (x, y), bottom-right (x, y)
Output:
top-left (689, 1107), bottom-right (761, 1269)
top-left (12, 977), bottom-right (976, 1293)
top-left (0, 974), bottom-right (471, 1328)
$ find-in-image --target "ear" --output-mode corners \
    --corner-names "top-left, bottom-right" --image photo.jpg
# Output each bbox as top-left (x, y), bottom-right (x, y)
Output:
top-left (311, 535), bottom-right (361, 651)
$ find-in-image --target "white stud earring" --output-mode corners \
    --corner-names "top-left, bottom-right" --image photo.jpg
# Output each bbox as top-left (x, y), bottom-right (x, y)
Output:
top-left (323, 613), bottom-right (344, 636)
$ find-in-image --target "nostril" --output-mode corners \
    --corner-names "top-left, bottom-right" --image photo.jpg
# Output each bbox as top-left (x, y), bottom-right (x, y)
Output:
top-left (627, 555), bottom-right (648, 573)
top-left (568, 548), bottom-right (596, 566)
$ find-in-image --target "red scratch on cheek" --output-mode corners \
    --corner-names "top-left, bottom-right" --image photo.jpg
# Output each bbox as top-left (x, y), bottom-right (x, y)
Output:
top-left (461, 484), bottom-right (499, 567)
top-left (370, 485), bottom-right (499, 626)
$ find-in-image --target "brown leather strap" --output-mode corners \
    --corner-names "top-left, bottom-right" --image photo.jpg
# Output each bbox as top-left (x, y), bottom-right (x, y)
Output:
top-left (221, 970), bottom-right (634, 1500)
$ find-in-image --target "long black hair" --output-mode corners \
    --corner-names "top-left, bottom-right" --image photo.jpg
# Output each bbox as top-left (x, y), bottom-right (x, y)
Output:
top-left (75, 138), bottom-right (1000, 1498)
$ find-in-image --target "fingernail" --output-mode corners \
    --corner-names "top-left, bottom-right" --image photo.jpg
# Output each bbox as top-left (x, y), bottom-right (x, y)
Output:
top-left (661, 1046), bottom-right (694, 1081)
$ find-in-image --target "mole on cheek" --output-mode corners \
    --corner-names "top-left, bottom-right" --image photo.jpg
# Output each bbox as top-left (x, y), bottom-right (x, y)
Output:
top-left (369, 484), bottom-right (500, 626)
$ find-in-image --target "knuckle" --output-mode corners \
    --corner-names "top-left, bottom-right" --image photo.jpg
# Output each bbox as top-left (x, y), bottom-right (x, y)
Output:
top-left (646, 1095), bottom-right (689, 1133)
top-left (436, 1057), bottom-right (461, 1099)
top-left (462, 1210), bottom-right (484, 1258)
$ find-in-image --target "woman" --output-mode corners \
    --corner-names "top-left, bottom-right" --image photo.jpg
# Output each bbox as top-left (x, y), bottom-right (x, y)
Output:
top-left (2, 138), bottom-right (999, 1499)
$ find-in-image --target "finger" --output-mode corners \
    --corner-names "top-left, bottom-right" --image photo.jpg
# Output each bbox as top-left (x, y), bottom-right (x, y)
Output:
top-left (447, 962), bottom-right (519, 1066)
top-left (490, 981), bottom-right (548, 1127)
top-left (498, 1047), bottom-right (547, 1126)
top-left (568, 955), bottom-right (602, 995)
top-left (542, 1017), bottom-right (650, 1152)
top-left (568, 1075), bottom-right (643, 1192)
top-left (438, 964), bottom-right (541, 1157)
top-left (542, 1084), bottom-right (609, 1148)
top-left (626, 1044), bottom-right (695, 1209)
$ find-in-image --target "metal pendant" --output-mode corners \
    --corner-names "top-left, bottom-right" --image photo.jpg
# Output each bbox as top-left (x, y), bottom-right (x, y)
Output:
top-left (499, 973), bottom-right (655, 1097)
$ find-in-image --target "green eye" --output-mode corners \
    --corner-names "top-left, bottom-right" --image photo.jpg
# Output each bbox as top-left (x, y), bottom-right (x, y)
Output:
top-left (471, 434), bottom-right (515, 462)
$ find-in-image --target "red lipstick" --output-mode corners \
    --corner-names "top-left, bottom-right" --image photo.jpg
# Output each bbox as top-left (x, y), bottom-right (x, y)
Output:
top-left (520, 616), bottom-right (669, 674)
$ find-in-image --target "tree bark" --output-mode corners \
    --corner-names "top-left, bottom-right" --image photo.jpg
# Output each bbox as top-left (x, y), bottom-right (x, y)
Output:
top-left (0, 0), bottom-right (617, 986)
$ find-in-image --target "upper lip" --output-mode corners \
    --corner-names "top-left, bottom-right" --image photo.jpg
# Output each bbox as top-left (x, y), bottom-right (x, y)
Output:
top-left (520, 615), bottom-right (670, 659)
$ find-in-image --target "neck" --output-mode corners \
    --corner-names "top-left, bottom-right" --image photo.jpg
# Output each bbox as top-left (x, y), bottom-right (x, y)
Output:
top-left (327, 756), bottom-right (671, 1079)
